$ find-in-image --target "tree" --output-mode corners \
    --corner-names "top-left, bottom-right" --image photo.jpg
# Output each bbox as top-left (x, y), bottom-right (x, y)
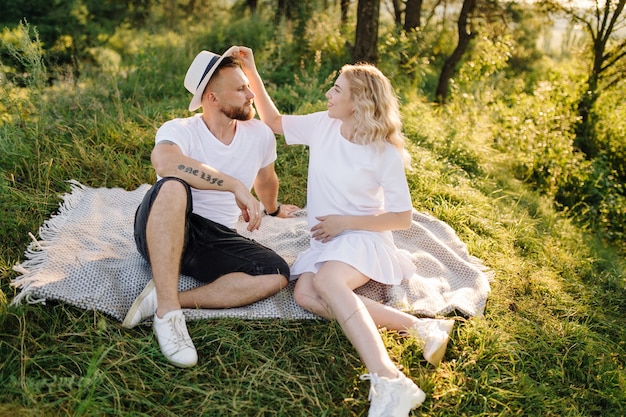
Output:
top-left (404, 0), bottom-right (423, 31)
top-left (245, 0), bottom-right (258, 13)
top-left (389, 0), bottom-right (423, 31)
top-left (353, 0), bottom-right (380, 63)
top-left (341, 0), bottom-right (350, 26)
top-left (435, 0), bottom-right (477, 104)
top-left (546, 0), bottom-right (626, 157)
top-left (391, 0), bottom-right (403, 26)
top-left (276, 0), bottom-right (296, 22)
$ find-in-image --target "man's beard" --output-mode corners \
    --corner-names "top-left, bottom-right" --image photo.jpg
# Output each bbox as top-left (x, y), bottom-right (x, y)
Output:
top-left (219, 102), bottom-right (255, 121)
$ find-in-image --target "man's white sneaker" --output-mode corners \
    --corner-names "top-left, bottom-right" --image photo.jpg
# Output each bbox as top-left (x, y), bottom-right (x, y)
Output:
top-left (122, 279), bottom-right (157, 328)
top-left (153, 310), bottom-right (198, 368)
top-left (360, 372), bottom-right (426, 417)
top-left (402, 318), bottom-right (455, 366)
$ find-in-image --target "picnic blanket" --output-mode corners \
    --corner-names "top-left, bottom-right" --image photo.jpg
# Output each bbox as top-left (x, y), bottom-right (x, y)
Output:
top-left (11, 181), bottom-right (492, 322)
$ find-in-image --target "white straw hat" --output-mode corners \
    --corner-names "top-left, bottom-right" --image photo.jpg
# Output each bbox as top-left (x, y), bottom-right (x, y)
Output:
top-left (184, 46), bottom-right (239, 112)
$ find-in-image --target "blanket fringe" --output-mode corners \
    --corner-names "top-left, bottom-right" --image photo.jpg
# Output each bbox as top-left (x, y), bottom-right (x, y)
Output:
top-left (11, 180), bottom-right (87, 306)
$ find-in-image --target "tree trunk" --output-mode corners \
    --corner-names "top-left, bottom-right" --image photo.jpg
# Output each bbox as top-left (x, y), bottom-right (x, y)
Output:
top-left (572, 0), bottom-right (626, 157)
top-left (353, 0), bottom-right (380, 63)
top-left (391, 0), bottom-right (403, 27)
top-left (341, 0), bottom-right (350, 27)
top-left (404, 0), bottom-right (423, 31)
top-left (275, 0), bottom-right (294, 22)
top-left (246, 0), bottom-right (258, 13)
top-left (574, 60), bottom-right (600, 156)
top-left (435, 0), bottom-right (477, 104)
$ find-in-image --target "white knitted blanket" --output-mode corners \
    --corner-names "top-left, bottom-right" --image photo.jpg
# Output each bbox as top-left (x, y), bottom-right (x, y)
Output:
top-left (12, 181), bottom-right (492, 321)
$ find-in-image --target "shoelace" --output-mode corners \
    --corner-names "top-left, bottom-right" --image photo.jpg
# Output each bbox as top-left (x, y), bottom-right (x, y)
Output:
top-left (360, 373), bottom-right (379, 401)
top-left (167, 314), bottom-right (193, 350)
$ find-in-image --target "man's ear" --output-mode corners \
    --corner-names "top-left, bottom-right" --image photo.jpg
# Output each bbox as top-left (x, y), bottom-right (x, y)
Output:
top-left (203, 89), bottom-right (219, 104)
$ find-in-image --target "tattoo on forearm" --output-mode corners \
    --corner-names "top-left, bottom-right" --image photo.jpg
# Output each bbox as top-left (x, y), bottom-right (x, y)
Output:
top-left (177, 164), bottom-right (224, 186)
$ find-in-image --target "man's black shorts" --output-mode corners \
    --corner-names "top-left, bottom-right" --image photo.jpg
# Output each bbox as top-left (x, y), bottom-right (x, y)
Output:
top-left (134, 177), bottom-right (290, 283)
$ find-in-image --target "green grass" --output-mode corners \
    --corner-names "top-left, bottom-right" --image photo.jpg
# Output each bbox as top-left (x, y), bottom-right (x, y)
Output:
top-left (1, 10), bottom-right (625, 417)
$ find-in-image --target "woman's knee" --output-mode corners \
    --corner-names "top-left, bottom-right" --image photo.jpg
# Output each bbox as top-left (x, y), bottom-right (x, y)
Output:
top-left (293, 276), bottom-right (322, 311)
top-left (310, 272), bottom-right (339, 300)
top-left (293, 285), bottom-right (311, 309)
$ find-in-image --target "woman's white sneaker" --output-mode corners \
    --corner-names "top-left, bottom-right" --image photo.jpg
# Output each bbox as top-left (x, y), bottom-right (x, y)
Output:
top-left (402, 318), bottom-right (455, 366)
top-left (360, 372), bottom-right (426, 417)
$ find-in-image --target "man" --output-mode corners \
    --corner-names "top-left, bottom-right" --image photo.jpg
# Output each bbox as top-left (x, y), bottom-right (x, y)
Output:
top-left (122, 47), bottom-right (299, 368)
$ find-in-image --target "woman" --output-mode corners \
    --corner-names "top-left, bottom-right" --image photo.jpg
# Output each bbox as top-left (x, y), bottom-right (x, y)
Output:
top-left (235, 46), bottom-right (454, 416)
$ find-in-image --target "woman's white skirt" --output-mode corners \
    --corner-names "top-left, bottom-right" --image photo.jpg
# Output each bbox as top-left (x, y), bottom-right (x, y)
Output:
top-left (289, 230), bottom-right (415, 285)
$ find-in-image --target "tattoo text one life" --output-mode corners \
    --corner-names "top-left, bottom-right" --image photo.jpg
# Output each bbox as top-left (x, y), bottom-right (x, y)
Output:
top-left (177, 164), bottom-right (224, 186)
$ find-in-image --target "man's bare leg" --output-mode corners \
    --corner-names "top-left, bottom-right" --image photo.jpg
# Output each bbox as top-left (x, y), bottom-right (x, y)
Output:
top-left (124, 179), bottom-right (198, 368)
top-left (145, 180), bottom-right (188, 317)
top-left (179, 273), bottom-right (287, 309)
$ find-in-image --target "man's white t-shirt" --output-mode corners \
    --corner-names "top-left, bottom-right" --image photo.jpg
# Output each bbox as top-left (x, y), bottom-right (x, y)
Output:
top-left (155, 114), bottom-right (276, 229)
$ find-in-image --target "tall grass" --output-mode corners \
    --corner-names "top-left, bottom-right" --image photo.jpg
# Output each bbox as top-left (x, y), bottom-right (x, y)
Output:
top-left (1, 10), bottom-right (625, 417)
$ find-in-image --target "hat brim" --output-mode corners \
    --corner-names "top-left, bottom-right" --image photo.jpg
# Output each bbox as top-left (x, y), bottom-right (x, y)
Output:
top-left (188, 46), bottom-right (239, 112)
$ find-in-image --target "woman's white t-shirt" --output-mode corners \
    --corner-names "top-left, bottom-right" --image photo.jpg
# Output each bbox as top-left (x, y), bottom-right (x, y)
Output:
top-left (155, 114), bottom-right (276, 229)
top-left (282, 111), bottom-right (415, 285)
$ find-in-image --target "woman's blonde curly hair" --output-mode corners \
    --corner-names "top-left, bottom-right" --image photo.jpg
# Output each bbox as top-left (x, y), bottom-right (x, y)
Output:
top-left (340, 63), bottom-right (411, 166)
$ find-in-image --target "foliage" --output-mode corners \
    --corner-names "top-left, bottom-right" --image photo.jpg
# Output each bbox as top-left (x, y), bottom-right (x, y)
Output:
top-left (1, 3), bottom-right (625, 417)
top-left (503, 1), bottom-right (548, 80)
top-left (0, 21), bottom-right (46, 90)
top-left (556, 81), bottom-right (626, 248)
top-left (492, 66), bottom-right (582, 195)
top-left (0, 0), bottom-right (146, 81)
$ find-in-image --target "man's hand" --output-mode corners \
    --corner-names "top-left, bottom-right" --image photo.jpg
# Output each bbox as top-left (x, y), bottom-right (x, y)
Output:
top-left (274, 204), bottom-right (300, 218)
top-left (233, 184), bottom-right (262, 232)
